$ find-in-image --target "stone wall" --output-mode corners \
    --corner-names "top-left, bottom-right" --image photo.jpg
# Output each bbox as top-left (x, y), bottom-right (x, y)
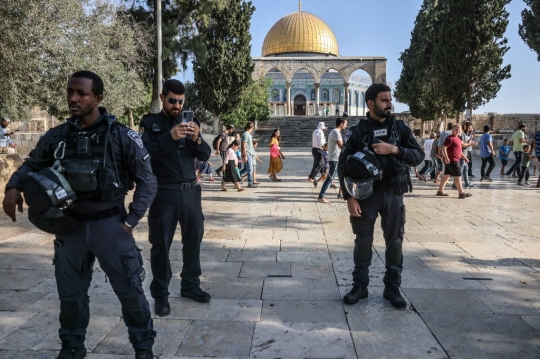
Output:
top-left (10, 132), bottom-right (44, 158)
top-left (396, 113), bottom-right (540, 138)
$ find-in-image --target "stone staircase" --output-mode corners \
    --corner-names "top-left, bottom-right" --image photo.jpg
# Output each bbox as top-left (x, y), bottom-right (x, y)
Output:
top-left (254, 116), bottom-right (364, 147)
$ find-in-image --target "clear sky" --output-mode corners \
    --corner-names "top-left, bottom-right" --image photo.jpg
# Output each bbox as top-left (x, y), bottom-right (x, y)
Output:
top-left (176, 0), bottom-right (540, 114)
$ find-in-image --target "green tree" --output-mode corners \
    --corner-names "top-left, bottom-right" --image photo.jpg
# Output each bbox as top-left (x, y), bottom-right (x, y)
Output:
top-left (220, 78), bottom-right (271, 129)
top-left (126, 0), bottom-right (226, 111)
top-left (193, 0), bottom-right (255, 134)
top-left (0, 0), bottom-right (151, 122)
top-left (519, 0), bottom-right (540, 61)
top-left (183, 81), bottom-right (213, 125)
top-left (432, 0), bottom-right (511, 116)
top-left (395, 0), bottom-right (448, 122)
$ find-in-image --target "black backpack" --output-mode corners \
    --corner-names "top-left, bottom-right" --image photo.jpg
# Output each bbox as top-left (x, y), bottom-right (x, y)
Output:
top-left (212, 133), bottom-right (222, 151)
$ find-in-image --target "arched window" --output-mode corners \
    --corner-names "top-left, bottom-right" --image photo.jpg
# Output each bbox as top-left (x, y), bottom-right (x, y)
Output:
top-left (333, 89), bottom-right (340, 103)
top-left (310, 89), bottom-right (316, 101)
top-left (322, 89), bottom-right (329, 101)
top-left (271, 89), bottom-right (279, 101)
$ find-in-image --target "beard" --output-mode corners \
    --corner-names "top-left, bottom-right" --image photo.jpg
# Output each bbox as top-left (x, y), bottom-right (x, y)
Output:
top-left (1, 123), bottom-right (7, 128)
top-left (163, 106), bottom-right (181, 119)
top-left (373, 103), bottom-right (392, 119)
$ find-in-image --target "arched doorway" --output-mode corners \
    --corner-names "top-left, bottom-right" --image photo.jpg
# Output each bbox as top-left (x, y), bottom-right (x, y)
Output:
top-left (294, 95), bottom-right (306, 116)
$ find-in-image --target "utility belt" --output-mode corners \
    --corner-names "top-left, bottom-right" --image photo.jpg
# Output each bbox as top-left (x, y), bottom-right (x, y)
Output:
top-left (157, 180), bottom-right (199, 191)
top-left (69, 205), bottom-right (121, 221)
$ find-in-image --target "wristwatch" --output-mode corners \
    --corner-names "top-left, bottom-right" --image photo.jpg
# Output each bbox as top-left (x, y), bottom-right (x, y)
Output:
top-left (124, 221), bottom-right (133, 228)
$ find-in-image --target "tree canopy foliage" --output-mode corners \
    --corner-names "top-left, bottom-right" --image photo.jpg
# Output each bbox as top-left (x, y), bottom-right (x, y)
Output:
top-left (126, 0), bottom-right (226, 110)
top-left (0, 0), bottom-right (151, 121)
top-left (395, 0), bottom-right (448, 121)
top-left (519, 0), bottom-right (540, 61)
top-left (220, 78), bottom-right (271, 129)
top-left (396, 0), bottom-right (511, 120)
top-left (193, 0), bottom-right (255, 133)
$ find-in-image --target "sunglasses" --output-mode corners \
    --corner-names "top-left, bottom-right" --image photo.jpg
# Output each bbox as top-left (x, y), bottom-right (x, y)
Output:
top-left (167, 98), bottom-right (184, 105)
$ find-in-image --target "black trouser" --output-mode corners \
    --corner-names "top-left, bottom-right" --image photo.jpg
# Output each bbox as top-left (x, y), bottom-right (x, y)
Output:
top-left (467, 152), bottom-right (473, 176)
top-left (54, 213), bottom-right (155, 351)
top-left (418, 160), bottom-right (431, 175)
top-left (216, 151), bottom-right (226, 176)
top-left (349, 185), bottom-right (405, 289)
top-left (481, 155), bottom-right (495, 178)
top-left (506, 151), bottom-right (522, 176)
top-left (148, 186), bottom-right (204, 299)
top-left (309, 148), bottom-right (323, 179)
top-left (518, 166), bottom-right (530, 183)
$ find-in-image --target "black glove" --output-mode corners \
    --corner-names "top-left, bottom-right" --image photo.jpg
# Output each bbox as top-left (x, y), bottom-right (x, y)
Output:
top-left (392, 167), bottom-right (412, 196)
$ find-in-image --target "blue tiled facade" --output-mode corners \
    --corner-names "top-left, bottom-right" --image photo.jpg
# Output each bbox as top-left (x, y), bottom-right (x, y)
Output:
top-left (265, 70), bottom-right (370, 116)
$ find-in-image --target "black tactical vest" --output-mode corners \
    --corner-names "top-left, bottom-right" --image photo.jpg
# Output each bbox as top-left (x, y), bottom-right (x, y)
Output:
top-left (359, 116), bottom-right (404, 183)
top-left (59, 115), bottom-right (130, 201)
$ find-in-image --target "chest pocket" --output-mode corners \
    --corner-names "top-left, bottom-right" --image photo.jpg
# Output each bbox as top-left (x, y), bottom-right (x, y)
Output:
top-left (61, 159), bottom-right (100, 193)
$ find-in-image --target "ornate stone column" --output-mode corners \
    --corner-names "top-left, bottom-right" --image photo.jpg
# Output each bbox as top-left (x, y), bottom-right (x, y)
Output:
top-left (286, 82), bottom-right (292, 116)
top-left (314, 82), bottom-right (321, 116)
top-left (343, 82), bottom-right (350, 114)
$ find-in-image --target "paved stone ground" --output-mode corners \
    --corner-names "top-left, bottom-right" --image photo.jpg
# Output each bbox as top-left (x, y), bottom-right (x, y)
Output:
top-left (0, 148), bottom-right (539, 359)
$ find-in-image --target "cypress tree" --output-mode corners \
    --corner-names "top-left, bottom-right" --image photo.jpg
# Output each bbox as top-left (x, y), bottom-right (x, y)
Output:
top-left (193, 0), bottom-right (255, 133)
top-left (433, 0), bottom-right (511, 116)
top-left (519, 0), bottom-right (540, 61)
top-left (395, 0), bottom-right (447, 121)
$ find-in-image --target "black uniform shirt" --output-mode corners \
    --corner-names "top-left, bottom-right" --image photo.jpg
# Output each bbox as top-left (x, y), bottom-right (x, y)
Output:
top-left (5, 108), bottom-right (157, 227)
top-left (139, 111), bottom-right (211, 185)
top-left (338, 113), bottom-right (424, 199)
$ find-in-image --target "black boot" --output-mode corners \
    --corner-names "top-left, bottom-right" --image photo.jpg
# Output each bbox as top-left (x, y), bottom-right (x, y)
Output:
top-left (154, 297), bottom-right (170, 316)
top-left (181, 287), bottom-right (211, 303)
top-left (135, 348), bottom-right (154, 359)
top-left (383, 287), bottom-right (407, 309)
top-left (57, 345), bottom-right (87, 359)
top-left (343, 286), bottom-right (368, 305)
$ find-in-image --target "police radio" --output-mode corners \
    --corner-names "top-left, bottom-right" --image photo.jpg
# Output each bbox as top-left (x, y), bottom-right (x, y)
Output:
top-left (178, 111), bottom-right (194, 148)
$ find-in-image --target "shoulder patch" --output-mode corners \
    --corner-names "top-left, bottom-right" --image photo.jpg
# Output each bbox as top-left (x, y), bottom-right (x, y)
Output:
top-left (128, 130), bottom-right (144, 149)
top-left (139, 127), bottom-right (144, 136)
top-left (344, 129), bottom-right (352, 144)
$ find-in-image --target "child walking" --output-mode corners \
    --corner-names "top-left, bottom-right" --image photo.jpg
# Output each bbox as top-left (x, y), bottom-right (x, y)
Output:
top-left (252, 139), bottom-right (263, 185)
top-left (499, 138), bottom-right (511, 175)
top-left (198, 160), bottom-right (215, 182)
top-left (315, 143), bottom-right (329, 187)
top-left (221, 140), bottom-right (245, 192)
top-left (518, 144), bottom-right (532, 185)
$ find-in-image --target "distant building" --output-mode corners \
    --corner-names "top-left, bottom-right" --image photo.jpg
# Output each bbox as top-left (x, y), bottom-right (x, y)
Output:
top-left (252, 5), bottom-right (387, 117)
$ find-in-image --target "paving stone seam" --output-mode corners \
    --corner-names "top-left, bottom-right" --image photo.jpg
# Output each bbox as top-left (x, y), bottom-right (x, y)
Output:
top-left (414, 308), bottom-right (452, 359)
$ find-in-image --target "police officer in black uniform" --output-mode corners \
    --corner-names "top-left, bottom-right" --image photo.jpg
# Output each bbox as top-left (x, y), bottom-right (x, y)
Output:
top-left (338, 83), bottom-right (423, 308)
top-left (2, 71), bottom-right (157, 359)
top-left (139, 79), bottom-right (211, 316)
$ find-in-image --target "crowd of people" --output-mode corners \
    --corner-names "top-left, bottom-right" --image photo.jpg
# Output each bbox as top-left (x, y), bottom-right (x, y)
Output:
top-left (415, 122), bottom-right (540, 196)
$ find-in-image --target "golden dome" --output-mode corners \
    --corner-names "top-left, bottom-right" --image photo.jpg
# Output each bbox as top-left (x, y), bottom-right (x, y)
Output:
top-left (262, 11), bottom-right (339, 57)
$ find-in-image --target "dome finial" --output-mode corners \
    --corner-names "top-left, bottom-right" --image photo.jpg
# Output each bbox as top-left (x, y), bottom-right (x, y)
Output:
top-left (299, 0), bottom-right (302, 12)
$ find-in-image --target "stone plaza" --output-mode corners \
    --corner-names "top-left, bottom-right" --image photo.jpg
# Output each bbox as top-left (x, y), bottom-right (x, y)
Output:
top-left (0, 147), bottom-right (539, 359)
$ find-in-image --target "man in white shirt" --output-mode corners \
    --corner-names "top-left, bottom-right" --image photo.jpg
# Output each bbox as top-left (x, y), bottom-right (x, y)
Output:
top-left (308, 122), bottom-right (327, 185)
top-left (318, 118), bottom-right (347, 203)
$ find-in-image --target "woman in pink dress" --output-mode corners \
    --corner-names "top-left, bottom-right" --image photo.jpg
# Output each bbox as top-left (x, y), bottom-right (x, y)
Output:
top-left (268, 129), bottom-right (285, 181)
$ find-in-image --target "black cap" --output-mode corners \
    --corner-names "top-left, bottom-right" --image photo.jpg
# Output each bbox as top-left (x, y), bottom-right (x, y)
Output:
top-left (484, 124), bottom-right (491, 132)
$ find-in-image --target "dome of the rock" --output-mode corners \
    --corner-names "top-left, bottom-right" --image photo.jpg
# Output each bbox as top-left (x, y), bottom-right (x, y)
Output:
top-left (262, 11), bottom-right (339, 57)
